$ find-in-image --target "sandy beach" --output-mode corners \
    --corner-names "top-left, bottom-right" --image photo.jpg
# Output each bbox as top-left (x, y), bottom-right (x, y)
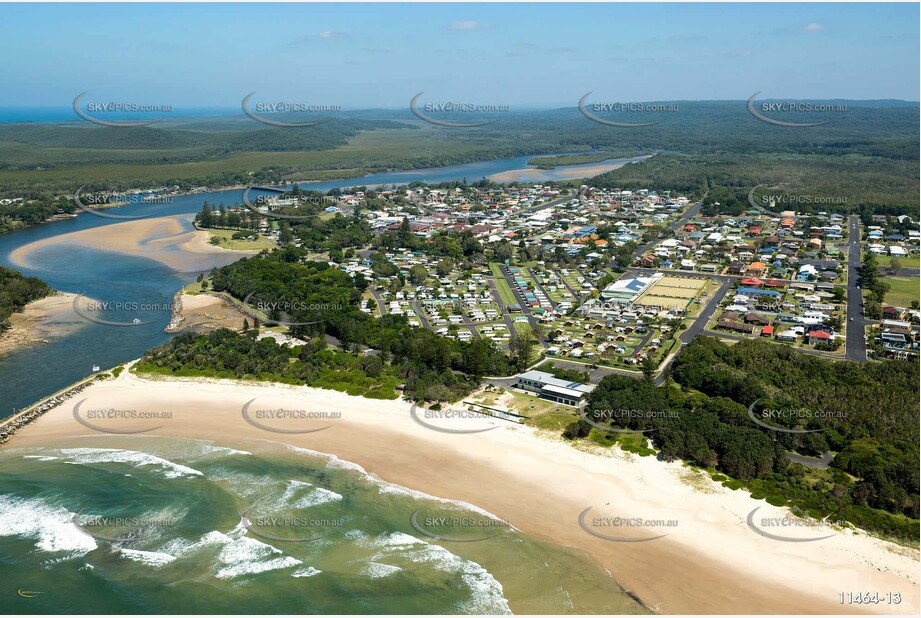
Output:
top-left (8, 215), bottom-right (260, 273)
top-left (171, 292), bottom-right (248, 332)
top-left (6, 367), bottom-right (918, 615)
top-left (0, 292), bottom-right (87, 356)
top-left (488, 156), bottom-right (652, 183)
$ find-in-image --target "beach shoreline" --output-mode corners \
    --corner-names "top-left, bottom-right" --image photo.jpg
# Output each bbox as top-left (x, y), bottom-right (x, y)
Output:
top-left (6, 366), bottom-right (918, 615)
top-left (487, 155), bottom-right (654, 183)
top-left (8, 215), bottom-right (260, 273)
top-left (0, 292), bottom-right (87, 356)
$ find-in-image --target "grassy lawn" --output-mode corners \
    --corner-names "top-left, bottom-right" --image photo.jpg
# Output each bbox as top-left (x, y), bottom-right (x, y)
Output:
top-left (206, 228), bottom-right (276, 250)
top-left (488, 265), bottom-right (518, 306)
top-left (877, 255), bottom-right (920, 269)
top-left (883, 276), bottom-right (920, 307)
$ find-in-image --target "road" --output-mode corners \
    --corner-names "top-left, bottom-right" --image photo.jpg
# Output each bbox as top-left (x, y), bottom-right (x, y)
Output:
top-left (629, 199), bottom-right (704, 263)
top-left (845, 215), bottom-right (868, 361)
top-left (651, 277), bottom-right (733, 385)
top-left (486, 278), bottom-right (523, 342)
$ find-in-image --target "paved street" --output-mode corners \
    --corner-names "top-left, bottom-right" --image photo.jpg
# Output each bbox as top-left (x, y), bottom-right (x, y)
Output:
top-left (845, 215), bottom-right (868, 361)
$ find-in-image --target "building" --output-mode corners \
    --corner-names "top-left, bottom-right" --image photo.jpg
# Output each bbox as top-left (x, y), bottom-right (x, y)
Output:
top-left (807, 330), bottom-right (832, 346)
top-left (601, 274), bottom-right (660, 304)
top-left (515, 370), bottom-right (594, 407)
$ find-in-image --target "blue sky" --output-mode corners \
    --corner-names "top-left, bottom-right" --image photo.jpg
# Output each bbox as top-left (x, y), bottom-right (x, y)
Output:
top-left (1, 2), bottom-right (918, 110)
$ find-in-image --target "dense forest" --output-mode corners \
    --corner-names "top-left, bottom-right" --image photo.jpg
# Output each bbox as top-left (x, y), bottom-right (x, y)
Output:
top-left (145, 247), bottom-right (518, 401)
top-left (589, 152), bottom-right (919, 216)
top-left (571, 336), bottom-right (920, 542)
top-left (0, 118), bottom-right (408, 167)
top-left (136, 328), bottom-right (402, 400)
top-left (1, 100), bottom-right (916, 206)
top-left (0, 266), bottom-right (54, 331)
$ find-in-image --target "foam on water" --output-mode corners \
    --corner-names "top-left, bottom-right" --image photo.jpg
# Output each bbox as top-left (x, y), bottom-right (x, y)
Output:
top-left (51, 448), bottom-right (203, 479)
top-left (363, 532), bottom-right (511, 614)
top-left (281, 480), bottom-right (343, 510)
top-left (360, 561), bottom-right (403, 578)
top-left (118, 548), bottom-right (177, 567)
top-left (0, 496), bottom-right (97, 557)
top-left (281, 445), bottom-right (511, 525)
top-left (160, 523), bottom-right (301, 580)
top-left (292, 566), bottom-right (322, 578)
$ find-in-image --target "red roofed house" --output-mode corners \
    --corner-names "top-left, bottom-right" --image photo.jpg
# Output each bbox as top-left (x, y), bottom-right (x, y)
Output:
top-left (807, 330), bottom-right (831, 346)
top-left (761, 324), bottom-right (774, 337)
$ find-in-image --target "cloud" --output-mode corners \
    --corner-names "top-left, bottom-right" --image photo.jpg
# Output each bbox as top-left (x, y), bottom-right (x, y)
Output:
top-left (318, 31), bottom-right (350, 40)
top-left (449, 20), bottom-right (486, 31)
top-left (804, 23), bottom-right (824, 32)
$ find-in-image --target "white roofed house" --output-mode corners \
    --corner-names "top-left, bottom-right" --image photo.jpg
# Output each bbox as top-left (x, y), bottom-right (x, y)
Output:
top-left (514, 370), bottom-right (594, 407)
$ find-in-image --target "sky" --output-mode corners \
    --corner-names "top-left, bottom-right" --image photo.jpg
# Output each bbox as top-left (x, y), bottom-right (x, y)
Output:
top-left (1, 2), bottom-right (918, 111)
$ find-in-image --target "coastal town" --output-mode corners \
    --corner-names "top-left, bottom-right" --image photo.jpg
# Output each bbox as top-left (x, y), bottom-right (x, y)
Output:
top-left (185, 178), bottom-right (919, 402)
top-left (0, 4), bottom-right (918, 616)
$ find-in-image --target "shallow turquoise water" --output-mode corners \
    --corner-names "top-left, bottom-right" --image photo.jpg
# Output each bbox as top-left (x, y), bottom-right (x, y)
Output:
top-left (0, 436), bottom-right (646, 614)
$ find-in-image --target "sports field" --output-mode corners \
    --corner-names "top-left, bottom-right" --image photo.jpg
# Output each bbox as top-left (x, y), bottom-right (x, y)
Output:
top-left (635, 276), bottom-right (707, 308)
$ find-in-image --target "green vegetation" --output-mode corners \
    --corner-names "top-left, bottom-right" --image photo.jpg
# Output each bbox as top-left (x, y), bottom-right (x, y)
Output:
top-left (185, 247), bottom-right (518, 401)
top-left (2, 101), bottom-right (915, 225)
top-left (540, 362), bottom-right (590, 384)
top-left (136, 328), bottom-right (401, 399)
top-left (0, 266), bottom-right (54, 331)
top-left (567, 337), bottom-right (919, 542)
top-left (527, 152), bottom-right (645, 169)
top-left (592, 153), bottom-right (918, 217)
top-left (860, 252), bottom-right (892, 318)
top-left (206, 228), bottom-right (276, 251)
top-left (877, 255), bottom-right (921, 269)
top-left (882, 276), bottom-right (920, 307)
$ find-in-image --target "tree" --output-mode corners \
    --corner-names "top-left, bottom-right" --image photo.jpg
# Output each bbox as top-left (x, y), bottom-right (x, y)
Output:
top-left (510, 329), bottom-right (535, 369)
top-left (436, 258), bottom-right (455, 278)
top-left (409, 264), bottom-right (428, 284)
top-left (279, 221), bottom-right (294, 245)
top-left (641, 355), bottom-right (658, 381)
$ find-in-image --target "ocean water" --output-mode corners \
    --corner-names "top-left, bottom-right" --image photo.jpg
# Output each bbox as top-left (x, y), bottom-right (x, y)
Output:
top-left (0, 436), bottom-right (647, 615)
